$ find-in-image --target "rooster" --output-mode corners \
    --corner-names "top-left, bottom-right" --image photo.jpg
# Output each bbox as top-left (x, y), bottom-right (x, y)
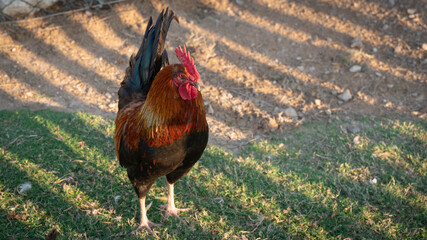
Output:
top-left (114, 8), bottom-right (208, 233)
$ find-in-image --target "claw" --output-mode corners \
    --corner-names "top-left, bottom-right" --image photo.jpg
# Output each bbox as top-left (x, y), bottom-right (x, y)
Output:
top-left (166, 206), bottom-right (191, 218)
top-left (131, 220), bottom-right (158, 235)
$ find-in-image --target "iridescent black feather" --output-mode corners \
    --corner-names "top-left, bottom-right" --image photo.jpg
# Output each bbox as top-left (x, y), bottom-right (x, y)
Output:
top-left (118, 8), bottom-right (175, 110)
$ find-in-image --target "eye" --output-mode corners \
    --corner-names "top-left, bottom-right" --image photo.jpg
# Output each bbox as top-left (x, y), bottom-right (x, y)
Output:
top-left (179, 73), bottom-right (186, 79)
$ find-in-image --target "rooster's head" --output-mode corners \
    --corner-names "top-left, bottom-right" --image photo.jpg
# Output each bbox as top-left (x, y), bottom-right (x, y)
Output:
top-left (173, 45), bottom-right (200, 100)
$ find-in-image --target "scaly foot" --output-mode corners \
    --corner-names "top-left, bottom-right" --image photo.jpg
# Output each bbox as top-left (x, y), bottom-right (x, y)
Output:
top-left (164, 205), bottom-right (191, 218)
top-left (132, 197), bottom-right (158, 235)
top-left (132, 219), bottom-right (158, 235)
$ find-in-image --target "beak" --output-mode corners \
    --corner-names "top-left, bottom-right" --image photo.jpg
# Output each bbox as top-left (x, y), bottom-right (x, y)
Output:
top-left (191, 82), bottom-right (200, 91)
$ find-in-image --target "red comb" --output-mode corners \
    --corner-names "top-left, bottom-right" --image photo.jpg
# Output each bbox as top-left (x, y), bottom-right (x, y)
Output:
top-left (175, 45), bottom-right (200, 82)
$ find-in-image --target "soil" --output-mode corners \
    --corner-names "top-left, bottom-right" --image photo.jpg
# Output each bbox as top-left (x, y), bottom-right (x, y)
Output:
top-left (0, 0), bottom-right (426, 152)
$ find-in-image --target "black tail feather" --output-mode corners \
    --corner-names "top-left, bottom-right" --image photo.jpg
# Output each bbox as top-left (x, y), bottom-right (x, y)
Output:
top-left (118, 8), bottom-right (176, 110)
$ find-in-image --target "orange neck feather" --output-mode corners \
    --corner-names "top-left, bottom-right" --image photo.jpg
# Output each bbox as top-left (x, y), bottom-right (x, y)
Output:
top-left (115, 65), bottom-right (207, 151)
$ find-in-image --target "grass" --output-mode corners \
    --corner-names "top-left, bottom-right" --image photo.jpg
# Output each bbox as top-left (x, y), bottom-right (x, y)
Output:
top-left (0, 109), bottom-right (425, 239)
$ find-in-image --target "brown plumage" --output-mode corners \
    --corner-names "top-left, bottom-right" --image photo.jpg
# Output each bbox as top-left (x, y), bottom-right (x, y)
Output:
top-left (114, 9), bottom-right (208, 233)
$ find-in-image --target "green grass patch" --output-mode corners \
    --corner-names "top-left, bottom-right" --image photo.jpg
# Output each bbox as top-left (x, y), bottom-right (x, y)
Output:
top-left (0, 109), bottom-right (425, 239)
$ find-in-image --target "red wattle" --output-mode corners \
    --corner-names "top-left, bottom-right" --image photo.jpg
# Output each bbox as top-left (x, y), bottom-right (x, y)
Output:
top-left (179, 83), bottom-right (198, 100)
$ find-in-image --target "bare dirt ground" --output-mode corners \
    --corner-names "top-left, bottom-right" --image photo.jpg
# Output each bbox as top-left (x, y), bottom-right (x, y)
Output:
top-left (0, 0), bottom-right (426, 152)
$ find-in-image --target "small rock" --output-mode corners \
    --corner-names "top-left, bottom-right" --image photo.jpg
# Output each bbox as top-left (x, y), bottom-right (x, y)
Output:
top-left (327, 37), bottom-right (332, 42)
top-left (18, 182), bottom-right (32, 194)
top-left (338, 89), bottom-right (352, 102)
top-left (207, 104), bottom-right (214, 114)
top-left (407, 8), bottom-right (416, 14)
top-left (350, 35), bottom-right (364, 49)
top-left (387, 84), bottom-right (394, 88)
top-left (353, 135), bottom-right (361, 144)
top-left (235, 0), bottom-right (244, 5)
top-left (314, 99), bottom-right (321, 106)
top-left (108, 103), bottom-right (115, 108)
top-left (349, 65), bottom-right (362, 73)
top-left (375, 72), bottom-right (382, 77)
top-left (296, 56), bottom-right (302, 61)
top-left (284, 107), bottom-right (298, 119)
top-left (422, 43), bottom-right (427, 51)
top-left (372, 47), bottom-right (378, 52)
top-left (369, 178), bottom-right (378, 184)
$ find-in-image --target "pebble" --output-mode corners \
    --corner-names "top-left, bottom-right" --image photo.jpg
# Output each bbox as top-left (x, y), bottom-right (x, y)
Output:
top-left (353, 135), bottom-right (361, 144)
top-left (105, 93), bottom-right (112, 98)
top-left (422, 43), bottom-right (427, 51)
top-left (296, 56), bottom-right (302, 61)
top-left (387, 84), bottom-right (394, 88)
top-left (284, 107), bottom-right (298, 119)
top-left (349, 65), bottom-right (362, 73)
top-left (314, 99), bottom-right (321, 106)
top-left (208, 104), bottom-right (214, 114)
top-left (108, 103), bottom-right (115, 108)
top-left (375, 72), bottom-right (382, 77)
top-left (372, 47), bottom-right (378, 52)
top-left (18, 182), bottom-right (32, 194)
top-left (369, 178), bottom-right (378, 184)
top-left (407, 8), bottom-right (416, 14)
top-left (338, 89), bottom-right (352, 102)
top-left (350, 35), bottom-right (364, 49)
top-left (235, 0), bottom-right (244, 5)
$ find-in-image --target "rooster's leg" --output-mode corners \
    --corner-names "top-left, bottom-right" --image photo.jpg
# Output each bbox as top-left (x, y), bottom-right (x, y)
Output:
top-left (164, 182), bottom-right (190, 218)
top-left (132, 196), bottom-right (157, 234)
